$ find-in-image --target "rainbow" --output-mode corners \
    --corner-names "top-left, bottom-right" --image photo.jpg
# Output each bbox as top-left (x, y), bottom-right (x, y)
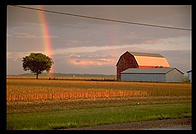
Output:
top-left (38, 5), bottom-right (54, 76)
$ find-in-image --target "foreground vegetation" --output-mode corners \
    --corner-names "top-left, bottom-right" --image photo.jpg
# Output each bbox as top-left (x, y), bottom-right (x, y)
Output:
top-left (7, 77), bottom-right (192, 130)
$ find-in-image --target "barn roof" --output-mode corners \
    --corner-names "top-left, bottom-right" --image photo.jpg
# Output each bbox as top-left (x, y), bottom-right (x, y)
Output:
top-left (129, 51), bottom-right (170, 68)
top-left (134, 56), bottom-right (170, 68)
top-left (128, 51), bottom-right (164, 57)
top-left (116, 51), bottom-right (170, 67)
top-left (121, 68), bottom-right (183, 74)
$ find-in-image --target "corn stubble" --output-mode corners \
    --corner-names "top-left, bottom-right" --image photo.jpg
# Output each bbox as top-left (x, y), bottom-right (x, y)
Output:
top-left (7, 78), bottom-right (191, 103)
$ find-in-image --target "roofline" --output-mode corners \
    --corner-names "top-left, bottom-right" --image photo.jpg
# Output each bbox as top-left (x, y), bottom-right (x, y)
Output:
top-left (171, 68), bottom-right (184, 74)
top-left (116, 51), bottom-right (130, 66)
top-left (128, 51), bottom-right (164, 58)
top-left (120, 68), bottom-right (184, 74)
top-left (187, 70), bottom-right (192, 73)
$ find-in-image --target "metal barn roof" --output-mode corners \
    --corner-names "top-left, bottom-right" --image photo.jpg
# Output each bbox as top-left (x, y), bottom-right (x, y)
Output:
top-left (116, 51), bottom-right (170, 68)
top-left (121, 68), bottom-right (183, 74)
top-left (128, 51), bottom-right (164, 57)
top-left (134, 56), bottom-right (170, 68)
top-left (128, 51), bottom-right (170, 68)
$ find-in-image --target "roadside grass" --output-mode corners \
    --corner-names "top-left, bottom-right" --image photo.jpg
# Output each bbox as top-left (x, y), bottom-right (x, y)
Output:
top-left (7, 101), bottom-right (191, 130)
top-left (7, 96), bottom-right (191, 113)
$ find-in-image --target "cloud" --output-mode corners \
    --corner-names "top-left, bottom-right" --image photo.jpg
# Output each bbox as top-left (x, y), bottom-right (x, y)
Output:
top-left (69, 59), bottom-right (105, 66)
top-left (8, 31), bottom-right (58, 39)
top-left (7, 51), bottom-right (46, 61)
top-left (7, 5), bottom-right (191, 75)
top-left (8, 11), bottom-right (191, 51)
top-left (144, 39), bottom-right (162, 44)
top-left (69, 58), bottom-right (116, 67)
top-left (52, 44), bottom-right (151, 55)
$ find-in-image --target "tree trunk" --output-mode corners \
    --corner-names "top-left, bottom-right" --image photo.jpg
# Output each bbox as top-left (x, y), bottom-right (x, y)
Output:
top-left (36, 73), bottom-right (39, 79)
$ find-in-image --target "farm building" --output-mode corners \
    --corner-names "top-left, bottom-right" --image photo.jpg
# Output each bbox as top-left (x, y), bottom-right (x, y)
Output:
top-left (187, 70), bottom-right (192, 83)
top-left (116, 51), bottom-right (170, 80)
top-left (121, 68), bottom-right (184, 82)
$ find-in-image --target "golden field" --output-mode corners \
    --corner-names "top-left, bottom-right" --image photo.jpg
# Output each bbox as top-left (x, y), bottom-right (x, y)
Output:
top-left (7, 77), bottom-right (191, 103)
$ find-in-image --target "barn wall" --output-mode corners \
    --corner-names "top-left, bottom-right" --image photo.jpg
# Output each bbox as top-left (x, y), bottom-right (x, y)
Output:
top-left (165, 69), bottom-right (184, 82)
top-left (121, 73), bottom-right (165, 82)
top-left (116, 52), bottom-right (138, 80)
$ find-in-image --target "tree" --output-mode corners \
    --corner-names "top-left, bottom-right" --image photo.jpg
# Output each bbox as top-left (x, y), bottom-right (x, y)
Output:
top-left (22, 53), bottom-right (53, 79)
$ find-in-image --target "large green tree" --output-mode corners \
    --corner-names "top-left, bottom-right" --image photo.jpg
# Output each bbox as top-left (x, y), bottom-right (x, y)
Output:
top-left (22, 53), bottom-right (53, 79)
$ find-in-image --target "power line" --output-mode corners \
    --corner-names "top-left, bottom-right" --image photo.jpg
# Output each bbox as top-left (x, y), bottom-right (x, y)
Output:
top-left (9, 5), bottom-right (191, 31)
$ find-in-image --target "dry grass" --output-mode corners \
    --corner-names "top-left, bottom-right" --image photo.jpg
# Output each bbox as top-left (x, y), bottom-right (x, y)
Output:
top-left (7, 90), bottom-right (148, 101)
top-left (7, 78), bottom-right (191, 103)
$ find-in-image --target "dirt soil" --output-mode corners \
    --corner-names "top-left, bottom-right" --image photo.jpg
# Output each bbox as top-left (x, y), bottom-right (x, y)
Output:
top-left (64, 117), bottom-right (192, 130)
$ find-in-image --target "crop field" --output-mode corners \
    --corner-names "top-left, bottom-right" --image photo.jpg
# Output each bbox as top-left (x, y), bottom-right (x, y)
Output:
top-left (7, 77), bottom-right (192, 130)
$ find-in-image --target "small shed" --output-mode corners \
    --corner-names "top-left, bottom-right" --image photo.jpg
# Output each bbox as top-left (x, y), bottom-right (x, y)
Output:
top-left (187, 70), bottom-right (192, 83)
top-left (121, 68), bottom-right (184, 82)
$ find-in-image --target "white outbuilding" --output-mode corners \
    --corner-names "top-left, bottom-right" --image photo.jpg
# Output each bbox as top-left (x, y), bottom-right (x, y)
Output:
top-left (121, 68), bottom-right (184, 82)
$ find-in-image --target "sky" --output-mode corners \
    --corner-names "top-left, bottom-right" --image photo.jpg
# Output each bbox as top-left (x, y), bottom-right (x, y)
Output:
top-left (7, 5), bottom-right (192, 75)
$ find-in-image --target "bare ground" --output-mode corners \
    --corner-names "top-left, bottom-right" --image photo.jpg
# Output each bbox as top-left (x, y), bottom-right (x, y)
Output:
top-left (63, 117), bottom-right (192, 130)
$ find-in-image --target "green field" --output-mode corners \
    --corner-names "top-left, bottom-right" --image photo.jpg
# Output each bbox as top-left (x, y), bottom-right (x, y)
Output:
top-left (7, 77), bottom-right (192, 130)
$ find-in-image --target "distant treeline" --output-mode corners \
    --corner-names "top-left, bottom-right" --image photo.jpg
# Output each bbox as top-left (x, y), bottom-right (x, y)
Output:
top-left (14, 73), bottom-right (115, 77)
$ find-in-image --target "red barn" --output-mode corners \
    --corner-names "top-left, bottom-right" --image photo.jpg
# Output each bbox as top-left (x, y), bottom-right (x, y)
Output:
top-left (116, 51), bottom-right (170, 80)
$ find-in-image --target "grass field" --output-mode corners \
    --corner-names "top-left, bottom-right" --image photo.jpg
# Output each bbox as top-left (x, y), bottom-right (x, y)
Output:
top-left (7, 76), bottom-right (192, 130)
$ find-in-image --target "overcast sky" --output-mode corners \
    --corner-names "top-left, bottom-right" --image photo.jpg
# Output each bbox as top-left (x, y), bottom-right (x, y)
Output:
top-left (7, 5), bottom-right (191, 75)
